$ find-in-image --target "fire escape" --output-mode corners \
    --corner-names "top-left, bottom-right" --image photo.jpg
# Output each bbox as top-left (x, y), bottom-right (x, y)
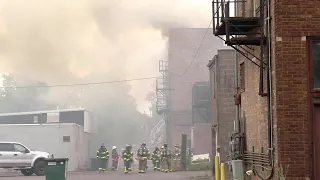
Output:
top-left (154, 60), bottom-right (172, 146)
top-left (212, 0), bottom-right (267, 96)
top-left (212, 1), bottom-right (273, 174)
top-left (156, 60), bottom-right (170, 114)
top-left (192, 81), bottom-right (210, 124)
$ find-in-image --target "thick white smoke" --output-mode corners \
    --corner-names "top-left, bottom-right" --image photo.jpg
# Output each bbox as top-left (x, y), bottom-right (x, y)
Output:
top-left (0, 0), bottom-right (212, 110)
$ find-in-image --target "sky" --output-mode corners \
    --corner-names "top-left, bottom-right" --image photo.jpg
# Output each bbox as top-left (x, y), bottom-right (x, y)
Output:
top-left (0, 0), bottom-right (236, 112)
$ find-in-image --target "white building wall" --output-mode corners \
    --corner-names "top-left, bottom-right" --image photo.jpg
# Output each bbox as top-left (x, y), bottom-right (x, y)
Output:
top-left (0, 123), bottom-right (90, 171)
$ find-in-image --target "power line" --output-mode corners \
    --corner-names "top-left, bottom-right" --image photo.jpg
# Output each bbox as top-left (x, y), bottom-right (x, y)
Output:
top-left (183, 19), bottom-right (213, 75)
top-left (1, 76), bottom-right (160, 89)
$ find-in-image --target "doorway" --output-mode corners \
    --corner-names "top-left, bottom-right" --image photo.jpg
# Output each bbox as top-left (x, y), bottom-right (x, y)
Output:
top-left (314, 104), bottom-right (320, 179)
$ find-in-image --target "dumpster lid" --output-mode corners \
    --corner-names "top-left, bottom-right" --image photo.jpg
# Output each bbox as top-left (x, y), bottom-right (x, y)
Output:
top-left (45, 158), bottom-right (69, 162)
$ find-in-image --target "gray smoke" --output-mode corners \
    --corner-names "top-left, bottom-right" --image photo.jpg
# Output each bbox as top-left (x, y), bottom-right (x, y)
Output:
top-left (0, 0), bottom-right (211, 109)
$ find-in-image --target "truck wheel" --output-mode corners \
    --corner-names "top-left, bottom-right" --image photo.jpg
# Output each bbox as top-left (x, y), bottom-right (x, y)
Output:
top-left (21, 169), bottom-right (34, 176)
top-left (33, 159), bottom-right (46, 176)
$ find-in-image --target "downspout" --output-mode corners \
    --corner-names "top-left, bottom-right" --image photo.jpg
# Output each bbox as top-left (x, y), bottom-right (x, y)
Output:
top-left (253, 0), bottom-right (274, 179)
top-left (215, 56), bottom-right (220, 162)
top-left (258, 0), bottom-right (265, 96)
top-left (235, 48), bottom-right (240, 132)
top-left (234, 0), bottom-right (240, 133)
top-left (266, 0), bottom-right (274, 167)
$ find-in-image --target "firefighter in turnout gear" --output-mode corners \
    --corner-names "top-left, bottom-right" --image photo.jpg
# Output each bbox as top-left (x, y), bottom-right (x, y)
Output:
top-left (160, 143), bottom-right (172, 173)
top-left (96, 143), bottom-right (109, 173)
top-left (111, 146), bottom-right (119, 171)
top-left (137, 142), bottom-right (149, 173)
top-left (128, 144), bottom-right (133, 171)
top-left (152, 147), bottom-right (161, 171)
top-left (172, 144), bottom-right (181, 172)
top-left (122, 144), bottom-right (133, 173)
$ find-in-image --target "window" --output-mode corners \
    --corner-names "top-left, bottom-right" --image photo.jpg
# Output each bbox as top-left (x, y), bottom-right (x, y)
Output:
top-left (0, 143), bottom-right (14, 151)
top-left (210, 69), bottom-right (215, 98)
top-left (240, 62), bottom-right (245, 91)
top-left (13, 144), bottom-right (27, 152)
top-left (312, 41), bottom-right (320, 89)
top-left (63, 136), bottom-right (70, 142)
top-left (33, 115), bottom-right (38, 123)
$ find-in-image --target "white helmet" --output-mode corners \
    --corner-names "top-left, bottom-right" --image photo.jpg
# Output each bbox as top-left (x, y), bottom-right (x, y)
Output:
top-left (112, 146), bottom-right (116, 149)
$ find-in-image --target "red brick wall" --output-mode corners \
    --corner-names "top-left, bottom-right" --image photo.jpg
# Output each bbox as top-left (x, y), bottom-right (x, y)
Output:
top-left (272, 0), bottom-right (320, 178)
top-left (235, 0), bottom-right (320, 179)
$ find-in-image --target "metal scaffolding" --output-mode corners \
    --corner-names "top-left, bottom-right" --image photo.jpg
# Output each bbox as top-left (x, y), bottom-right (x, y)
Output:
top-left (155, 60), bottom-right (172, 147)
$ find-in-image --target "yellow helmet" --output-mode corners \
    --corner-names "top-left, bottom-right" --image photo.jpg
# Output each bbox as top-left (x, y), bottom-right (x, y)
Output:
top-left (161, 145), bottom-right (164, 149)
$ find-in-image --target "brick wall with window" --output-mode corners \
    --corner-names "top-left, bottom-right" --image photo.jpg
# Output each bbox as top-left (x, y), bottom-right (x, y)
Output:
top-left (235, 0), bottom-right (320, 179)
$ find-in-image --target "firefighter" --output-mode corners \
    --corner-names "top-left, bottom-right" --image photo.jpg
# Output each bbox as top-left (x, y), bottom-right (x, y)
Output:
top-left (172, 144), bottom-right (181, 172)
top-left (96, 143), bottom-right (109, 173)
top-left (128, 144), bottom-right (133, 171)
top-left (137, 142), bottom-right (149, 173)
top-left (160, 143), bottom-right (172, 173)
top-left (111, 146), bottom-right (119, 171)
top-left (122, 144), bottom-right (133, 173)
top-left (160, 145), bottom-right (165, 172)
top-left (151, 147), bottom-right (161, 171)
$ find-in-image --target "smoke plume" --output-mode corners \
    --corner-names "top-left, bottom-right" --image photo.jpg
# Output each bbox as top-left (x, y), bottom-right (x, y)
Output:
top-left (0, 0), bottom-right (212, 110)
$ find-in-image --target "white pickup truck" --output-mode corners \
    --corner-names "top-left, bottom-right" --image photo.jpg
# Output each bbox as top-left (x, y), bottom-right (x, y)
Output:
top-left (0, 142), bottom-right (53, 176)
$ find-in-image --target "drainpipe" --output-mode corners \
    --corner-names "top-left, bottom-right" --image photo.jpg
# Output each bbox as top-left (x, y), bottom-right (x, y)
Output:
top-left (258, 0), bottom-right (265, 96)
top-left (235, 47), bottom-right (240, 132)
top-left (215, 57), bottom-right (220, 161)
top-left (266, 0), bottom-right (274, 167)
top-left (253, 1), bottom-right (274, 179)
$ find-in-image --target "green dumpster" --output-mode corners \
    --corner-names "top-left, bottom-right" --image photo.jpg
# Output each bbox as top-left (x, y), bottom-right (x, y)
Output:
top-left (44, 158), bottom-right (69, 180)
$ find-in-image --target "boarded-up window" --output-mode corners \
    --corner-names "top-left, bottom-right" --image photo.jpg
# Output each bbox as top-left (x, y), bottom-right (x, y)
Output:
top-left (240, 62), bottom-right (245, 91)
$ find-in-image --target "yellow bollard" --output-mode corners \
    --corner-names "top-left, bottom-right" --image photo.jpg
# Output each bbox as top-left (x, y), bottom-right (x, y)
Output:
top-left (215, 156), bottom-right (220, 180)
top-left (220, 163), bottom-right (226, 180)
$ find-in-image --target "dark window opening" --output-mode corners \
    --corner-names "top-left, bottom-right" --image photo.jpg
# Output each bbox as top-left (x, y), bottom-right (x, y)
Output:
top-left (312, 41), bottom-right (320, 89)
top-left (63, 136), bottom-right (71, 142)
top-left (240, 62), bottom-right (245, 91)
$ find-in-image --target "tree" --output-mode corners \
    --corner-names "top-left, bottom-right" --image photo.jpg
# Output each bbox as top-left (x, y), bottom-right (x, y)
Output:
top-left (0, 72), bottom-right (156, 149)
top-left (0, 73), bottom-right (56, 113)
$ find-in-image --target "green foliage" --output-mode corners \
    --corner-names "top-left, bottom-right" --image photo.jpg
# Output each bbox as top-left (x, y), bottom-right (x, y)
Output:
top-left (187, 159), bottom-right (211, 171)
top-left (0, 73), bottom-right (157, 150)
top-left (0, 73), bottom-right (56, 113)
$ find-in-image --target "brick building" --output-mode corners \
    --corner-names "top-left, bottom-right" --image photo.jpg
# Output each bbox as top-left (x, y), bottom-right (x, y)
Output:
top-left (212, 0), bottom-right (320, 179)
top-left (207, 49), bottom-right (236, 163)
top-left (168, 28), bottom-right (228, 155)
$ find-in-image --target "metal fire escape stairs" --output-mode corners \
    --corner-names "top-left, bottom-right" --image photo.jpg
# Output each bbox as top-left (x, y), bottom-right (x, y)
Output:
top-left (212, 0), bottom-right (267, 96)
top-left (149, 60), bottom-right (171, 146)
top-left (149, 117), bottom-right (165, 145)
